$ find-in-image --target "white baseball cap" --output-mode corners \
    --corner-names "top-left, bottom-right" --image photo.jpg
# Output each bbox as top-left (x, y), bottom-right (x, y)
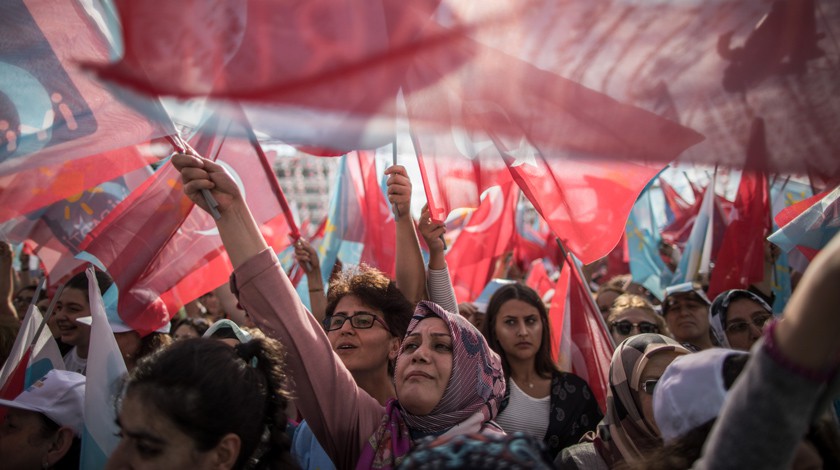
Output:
top-left (0, 370), bottom-right (86, 436)
top-left (653, 348), bottom-right (749, 442)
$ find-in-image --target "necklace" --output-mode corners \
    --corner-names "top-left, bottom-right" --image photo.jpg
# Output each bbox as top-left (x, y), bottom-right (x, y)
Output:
top-left (528, 382), bottom-right (534, 389)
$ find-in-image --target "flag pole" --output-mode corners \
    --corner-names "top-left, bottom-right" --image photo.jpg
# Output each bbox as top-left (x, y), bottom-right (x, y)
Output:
top-left (391, 135), bottom-right (401, 222)
top-left (28, 282), bottom-right (64, 353)
top-left (165, 135), bottom-right (222, 220)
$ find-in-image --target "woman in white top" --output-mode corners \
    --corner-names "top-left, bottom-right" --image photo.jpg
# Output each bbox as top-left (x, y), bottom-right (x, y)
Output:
top-left (484, 283), bottom-right (602, 459)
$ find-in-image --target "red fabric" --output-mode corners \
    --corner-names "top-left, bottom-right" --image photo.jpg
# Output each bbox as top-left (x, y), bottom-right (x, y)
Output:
top-left (79, 120), bottom-right (292, 334)
top-left (1, 165), bottom-right (153, 283)
top-left (447, 182), bottom-right (518, 303)
top-left (502, 146), bottom-right (663, 264)
top-left (357, 151), bottom-right (397, 277)
top-left (708, 119), bottom-right (771, 297)
top-left (0, 144), bottom-right (155, 223)
top-left (549, 259), bottom-right (612, 412)
top-left (660, 179), bottom-right (692, 220)
top-left (92, 0), bottom-right (451, 123)
top-left (775, 190), bottom-right (831, 227)
top-left (524, 259), bottom-right (553, 300)
top-left (0, 348), bottom-right (31, 423)
top-left (1, 0), bottom-right (168, 177)
top-left (410, 128), bottom-right (511, 223)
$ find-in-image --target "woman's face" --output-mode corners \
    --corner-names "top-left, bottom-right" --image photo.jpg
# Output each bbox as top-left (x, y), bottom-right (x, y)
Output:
top-left (493, 299), bottom-right (542, 363)
top-left (108, 393), bottom-right (226, 470)
top-left (724, 298), bottom-right (772, 351)
top-left (395, 317), bottom-right (453, 415)
top-left (54, 288), bottom-right (91, 349)
top-left (0, 408), bottom-right (54, 470)
top-left (663, 294), bottom-right (710, 346)
top-left (326, 295), bottom-right (398, 377)
top-left (173, 324), bottom-right (200, 341)
top-left (610, 308), bottom-right (660, 345)
top-left (636, 350), bottom-right (682, 435)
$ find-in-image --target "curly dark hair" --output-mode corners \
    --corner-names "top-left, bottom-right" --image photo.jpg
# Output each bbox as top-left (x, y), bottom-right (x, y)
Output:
top-left (325, 264), bottom-right (413, 339)
top-left (120, 338), bottom-right (296, 469)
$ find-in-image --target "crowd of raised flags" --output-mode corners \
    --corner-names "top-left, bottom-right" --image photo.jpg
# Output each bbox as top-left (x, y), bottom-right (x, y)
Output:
top-left (1, 0), bottom-right (839, 467)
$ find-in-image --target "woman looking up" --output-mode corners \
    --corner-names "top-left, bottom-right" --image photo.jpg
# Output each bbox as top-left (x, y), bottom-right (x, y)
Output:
top-left (172, 151), bottom-right (509, 469)
top-left (484, 283), bottom-right (602, 459)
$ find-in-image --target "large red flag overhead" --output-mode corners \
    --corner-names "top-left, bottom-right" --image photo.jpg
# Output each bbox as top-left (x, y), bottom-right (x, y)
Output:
top-left (708, 119), bottom-right (770, 298)
top-left (447, 182), bottom-right (518, 303)
top-left (0, 0), bottom-right (170, 176)
top-left (499, 141), bottom-right (663, 265)
top-left (78, 115), bottom-right (293, 334)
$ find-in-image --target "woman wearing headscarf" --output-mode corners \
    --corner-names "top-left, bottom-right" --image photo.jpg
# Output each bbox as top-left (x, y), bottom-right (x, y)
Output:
top-left (557, 334), bottom-right (690, 469)
top-left (708, 289), bottom-right (773, 351)
top-left (173, 152), bottom-right (508, 469)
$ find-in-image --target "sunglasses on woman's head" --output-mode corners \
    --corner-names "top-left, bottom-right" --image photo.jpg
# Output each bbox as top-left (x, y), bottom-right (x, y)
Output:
top-left (610, 320), bottom-right (660, 336)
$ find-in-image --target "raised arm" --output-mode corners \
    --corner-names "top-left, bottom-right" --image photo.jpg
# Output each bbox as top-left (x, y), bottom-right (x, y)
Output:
top-left (386, 165), bottom-right (427, 303)
top-left (172, 153), bottom-right (384, 467)
top-left (173, 153), bottom-right (268, 267)
top-left (419, 204), bottom-right (458, 314)
top-left (294, 238), bottom-right (327, 322)
top-left (0, 242), bottom-right (18, 319)
top-left (696, 232), bottom-right (840, 470)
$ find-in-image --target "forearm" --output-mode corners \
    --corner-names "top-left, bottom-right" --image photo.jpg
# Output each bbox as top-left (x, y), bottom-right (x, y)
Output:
top-left (395, 217), bottom-right (427, 303)
top-left (774, 234), bottom-right (840, 371)
top-left (234, 249), bottom-right (383, 467)
top-left (427, 264), bottom-right (458, 314)
top-left (216, 200), bottom-right (270, 270)
top-left (213, 283), bottom-right (248, 325)
top-left (306, 273), bottom-right (327, 323)
top-left (0, 259), bottom-right (16, 319)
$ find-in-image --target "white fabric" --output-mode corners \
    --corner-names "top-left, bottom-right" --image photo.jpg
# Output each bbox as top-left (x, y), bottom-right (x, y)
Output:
top-left (495, 378), bottom-right (550, 440)
top-left (654, 348), bottom-right (748, 442)
top-left (0, 370), bottom-right (85, 435)
top-left (63, 347), bottom-right (88, 375)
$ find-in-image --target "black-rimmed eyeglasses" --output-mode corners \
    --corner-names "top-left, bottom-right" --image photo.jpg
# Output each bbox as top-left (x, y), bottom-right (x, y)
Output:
top-left (323, 313), bottom-right (389, 332)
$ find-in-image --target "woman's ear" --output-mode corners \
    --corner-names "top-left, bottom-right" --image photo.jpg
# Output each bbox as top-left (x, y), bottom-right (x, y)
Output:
top-left (388, 336), bottom-right (400, 362)
top-left (211, 433), bottom-right (241, 470)
top-left (44, 427), bottom-right (75, 467)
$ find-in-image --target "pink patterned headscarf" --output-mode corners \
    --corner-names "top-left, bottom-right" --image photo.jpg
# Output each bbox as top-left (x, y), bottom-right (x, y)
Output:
top-left (357, 301), bottom-right (506, 469)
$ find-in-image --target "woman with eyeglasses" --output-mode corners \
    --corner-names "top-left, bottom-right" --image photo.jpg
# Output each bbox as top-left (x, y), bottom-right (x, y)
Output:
top-left (483, 283), bottom-right (602, 460)
top-left (708, 289), bottom-right (773, 351)
top-left (607, 294), bottom-right (668, 346)
top-left (173, 152), bottom-right (510, 469)
top-left (557, 334), bottom-right (689, 470)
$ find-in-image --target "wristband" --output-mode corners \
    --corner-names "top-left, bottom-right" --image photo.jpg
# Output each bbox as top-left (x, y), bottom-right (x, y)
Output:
top-left (763, 320), bottom-right (838, 383)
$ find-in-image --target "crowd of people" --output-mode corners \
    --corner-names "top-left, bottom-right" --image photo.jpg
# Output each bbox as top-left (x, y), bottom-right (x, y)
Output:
top-left (0, 150), bottom-right (838, 469)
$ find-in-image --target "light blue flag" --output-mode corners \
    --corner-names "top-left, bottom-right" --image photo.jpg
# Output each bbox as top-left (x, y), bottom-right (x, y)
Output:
top-left (317, 155), bottom-right (367, 286)
top-left (768, 185), bottom-right (840, 256)
top-left (768, 178), bottom-right (813, 313)
top-left (626, 181), bottom-right (673, 300)
top-left (672, 173), bottom-right (717, 285)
